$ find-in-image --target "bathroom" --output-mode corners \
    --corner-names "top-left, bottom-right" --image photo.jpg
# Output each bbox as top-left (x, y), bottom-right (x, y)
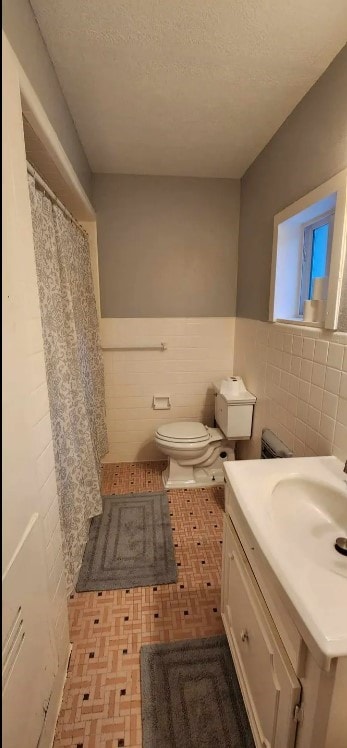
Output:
top-left (2, 1), bottom-right (347, 747)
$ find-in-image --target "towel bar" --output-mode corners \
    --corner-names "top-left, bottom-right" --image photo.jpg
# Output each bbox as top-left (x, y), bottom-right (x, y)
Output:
top-left (102, 342), bottom-right (167, 351)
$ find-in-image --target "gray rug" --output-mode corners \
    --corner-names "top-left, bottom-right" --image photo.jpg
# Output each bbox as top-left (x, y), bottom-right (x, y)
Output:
top-left (141, 635), bottom-right (255, 748)
top-left (76, 491), bottom-right (177, 592)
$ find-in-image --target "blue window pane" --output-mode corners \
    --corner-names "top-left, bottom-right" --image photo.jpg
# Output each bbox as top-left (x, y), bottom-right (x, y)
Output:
top-left (309, 223), bottom-right (329, 299)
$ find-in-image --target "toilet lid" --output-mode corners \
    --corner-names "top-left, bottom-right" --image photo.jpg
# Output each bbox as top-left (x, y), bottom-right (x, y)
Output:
top-left (156, 421), bottom-right (210, 443)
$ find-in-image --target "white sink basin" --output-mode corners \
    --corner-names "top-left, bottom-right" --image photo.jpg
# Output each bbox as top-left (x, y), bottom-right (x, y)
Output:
top-left (223, 456), bottom-right (347, 663)
top-left (271, 475), bottom-right (347, 567)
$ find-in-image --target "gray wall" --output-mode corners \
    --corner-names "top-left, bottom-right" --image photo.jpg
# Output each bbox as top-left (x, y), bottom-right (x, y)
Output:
top-left (94, 174), bottom-right (240, 317)
top-left (3, 0), bottom-right (92, 199)
top-left (237, 44), bottom-right (347, 321)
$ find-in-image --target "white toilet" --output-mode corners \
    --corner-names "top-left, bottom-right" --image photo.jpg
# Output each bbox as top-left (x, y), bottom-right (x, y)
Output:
top-left (154, 377), bottom-right (256, 488)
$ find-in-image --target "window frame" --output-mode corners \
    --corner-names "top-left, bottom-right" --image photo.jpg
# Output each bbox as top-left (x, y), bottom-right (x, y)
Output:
top-left (269, 170), bottom-right (347, 330)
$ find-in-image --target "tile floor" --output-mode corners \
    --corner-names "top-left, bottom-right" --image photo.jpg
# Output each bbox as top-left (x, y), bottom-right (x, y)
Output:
top-left (53, 461), bottom-right (225, 748)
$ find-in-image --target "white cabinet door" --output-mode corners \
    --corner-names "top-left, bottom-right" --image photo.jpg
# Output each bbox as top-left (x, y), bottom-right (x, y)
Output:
top-left (222, 514), bottom-right (301, 748)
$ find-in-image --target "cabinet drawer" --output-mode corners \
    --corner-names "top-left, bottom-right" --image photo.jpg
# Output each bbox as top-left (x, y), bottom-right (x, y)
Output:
top-left (222, 514), bottom-right (301, 748)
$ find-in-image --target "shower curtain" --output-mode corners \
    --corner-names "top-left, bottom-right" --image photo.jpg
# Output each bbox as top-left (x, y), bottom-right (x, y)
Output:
top-left (28, 174), bottom-right (108, 593)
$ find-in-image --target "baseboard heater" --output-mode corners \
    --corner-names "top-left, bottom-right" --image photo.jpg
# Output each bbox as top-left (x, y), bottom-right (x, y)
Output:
top-left (261, 428), bottom-right (293, 459)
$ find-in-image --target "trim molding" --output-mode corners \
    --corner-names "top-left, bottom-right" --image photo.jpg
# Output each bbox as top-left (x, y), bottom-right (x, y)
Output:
top-left (17, 51), bottom-right (95, 222)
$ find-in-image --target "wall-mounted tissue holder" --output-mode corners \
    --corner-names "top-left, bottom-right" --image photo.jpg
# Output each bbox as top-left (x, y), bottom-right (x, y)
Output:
top-left (152, 396), bottom-right (171, 410)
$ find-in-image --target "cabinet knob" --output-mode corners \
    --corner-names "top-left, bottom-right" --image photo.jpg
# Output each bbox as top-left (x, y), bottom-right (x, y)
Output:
top-left (240, 629), bottom-right (249, 643)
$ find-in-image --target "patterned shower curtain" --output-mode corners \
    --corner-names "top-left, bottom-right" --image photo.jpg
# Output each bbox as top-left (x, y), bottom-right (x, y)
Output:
top-left (28, 174), bottom-right (108, 593)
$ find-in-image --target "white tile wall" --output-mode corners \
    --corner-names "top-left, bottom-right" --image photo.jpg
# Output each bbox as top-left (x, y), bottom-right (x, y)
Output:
top-left (101, 318), bottom-right (235, 461)
top-left (234, 318), bottom-right (347, 463)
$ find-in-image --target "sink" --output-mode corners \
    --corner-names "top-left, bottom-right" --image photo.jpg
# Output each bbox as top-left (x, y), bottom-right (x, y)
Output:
top-left (270, 475), bottom-right (347, 566)
top-left (223, 455), bottom-right (347, 662)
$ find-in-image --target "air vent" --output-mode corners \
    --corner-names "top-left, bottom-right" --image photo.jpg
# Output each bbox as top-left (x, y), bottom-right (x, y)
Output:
top-left (2, 606), bottom-right (25, 692)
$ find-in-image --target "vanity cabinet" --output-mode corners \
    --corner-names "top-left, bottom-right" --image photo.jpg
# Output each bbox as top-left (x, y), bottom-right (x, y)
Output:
top-left (222, 514), bottom-right (300, 748)
top-left (221, 481), bottom-right (347, 748)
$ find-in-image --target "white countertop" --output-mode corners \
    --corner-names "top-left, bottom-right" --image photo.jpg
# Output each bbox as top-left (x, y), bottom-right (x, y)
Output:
top-left (223, 456), bottom-right (347, 663)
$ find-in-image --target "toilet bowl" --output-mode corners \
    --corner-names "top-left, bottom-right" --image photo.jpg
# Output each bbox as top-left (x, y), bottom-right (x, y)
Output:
top-left (154, 421), bottom-right (234, 488)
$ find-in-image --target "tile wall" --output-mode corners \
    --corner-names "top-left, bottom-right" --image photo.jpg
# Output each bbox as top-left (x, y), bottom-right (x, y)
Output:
top-left (101, 318), bottom-right (235, 462)
top-left (234, 318), bottom-right (347, 462)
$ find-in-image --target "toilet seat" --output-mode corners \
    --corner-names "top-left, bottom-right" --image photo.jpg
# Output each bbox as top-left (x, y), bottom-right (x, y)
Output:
top-left (155, 421), bottom-right (210, 444)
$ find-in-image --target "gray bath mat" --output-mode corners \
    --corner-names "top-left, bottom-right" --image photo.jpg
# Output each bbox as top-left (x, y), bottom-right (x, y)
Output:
top-left (76, 491), bottom-right (177, 592)
top-left (141, 635), bottom-right (255, 748)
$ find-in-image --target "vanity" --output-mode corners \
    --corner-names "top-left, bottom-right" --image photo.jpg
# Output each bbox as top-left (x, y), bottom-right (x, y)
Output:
top-left (221, 456), bottom-right (347, 748)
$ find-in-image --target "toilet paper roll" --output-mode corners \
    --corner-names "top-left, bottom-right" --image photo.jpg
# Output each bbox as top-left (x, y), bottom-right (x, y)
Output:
top-left (312, 277), bottom-right (328, 301)
top-left (303, 299), bottom-right (319, 322)
top-left (303, 299), bottom-right (326, 323)
top-left (220, 378), bottom-right (240, 397)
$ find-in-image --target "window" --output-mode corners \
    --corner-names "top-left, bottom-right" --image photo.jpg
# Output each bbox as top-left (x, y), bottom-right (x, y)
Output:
top-left (269, 170), bottom-right (347, 330)
top-left (299, 211), bottom-right (334, 315)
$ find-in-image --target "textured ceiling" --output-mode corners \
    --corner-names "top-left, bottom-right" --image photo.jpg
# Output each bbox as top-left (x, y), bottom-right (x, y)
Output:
top-left (30, 1), bottom-right (347, 178)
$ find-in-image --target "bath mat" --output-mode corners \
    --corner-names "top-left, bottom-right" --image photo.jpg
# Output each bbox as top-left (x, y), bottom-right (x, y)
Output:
top-left (76, 491), bottom-right (177, 592)
top-left (141, 635), bottom-right (255, 748)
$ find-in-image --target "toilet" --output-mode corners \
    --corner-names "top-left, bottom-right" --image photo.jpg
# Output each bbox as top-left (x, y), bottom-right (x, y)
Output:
top-left (154, 377), bottom-right (256, 488)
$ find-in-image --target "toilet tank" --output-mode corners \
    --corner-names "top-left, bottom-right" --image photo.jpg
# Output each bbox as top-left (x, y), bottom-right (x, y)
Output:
top-left (213, 378), bottom-right (256, 440)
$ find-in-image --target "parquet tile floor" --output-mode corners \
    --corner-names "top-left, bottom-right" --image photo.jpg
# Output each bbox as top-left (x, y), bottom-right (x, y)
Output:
top-left (53, 461), bottom-right (225, 748)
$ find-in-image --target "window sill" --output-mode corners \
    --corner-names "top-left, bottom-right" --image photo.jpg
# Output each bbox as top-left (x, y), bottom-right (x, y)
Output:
top-left (276, 317), bottom-right (324, 329)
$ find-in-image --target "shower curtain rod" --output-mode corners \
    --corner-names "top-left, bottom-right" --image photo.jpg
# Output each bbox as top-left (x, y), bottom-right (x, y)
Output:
top-left (26, 160), bottom-right (88, 236)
